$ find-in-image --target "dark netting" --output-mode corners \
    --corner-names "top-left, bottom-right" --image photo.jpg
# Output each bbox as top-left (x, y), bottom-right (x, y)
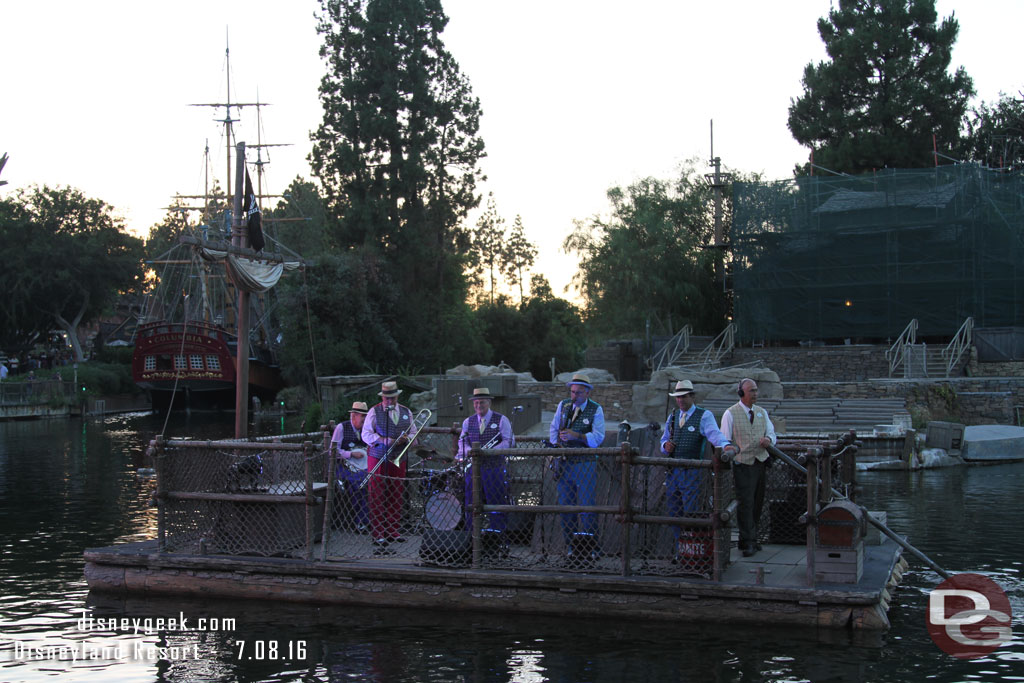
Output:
top-left (153, 426), bottom-right (860, 579)
top-left (157, 437), bottom-right (329, 558)
top-left (732, 166), bottom-right (1024, 343)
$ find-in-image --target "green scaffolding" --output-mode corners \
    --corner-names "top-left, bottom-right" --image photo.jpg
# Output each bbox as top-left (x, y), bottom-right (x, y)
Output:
top-left (730, 166), bottom-right (1024, 344)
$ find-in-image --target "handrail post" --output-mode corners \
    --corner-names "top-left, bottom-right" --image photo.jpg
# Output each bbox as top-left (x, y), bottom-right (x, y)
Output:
top-left (471, 442), bottom-right (483, 569)
top-left (619, 441), bottom-right (633, 577)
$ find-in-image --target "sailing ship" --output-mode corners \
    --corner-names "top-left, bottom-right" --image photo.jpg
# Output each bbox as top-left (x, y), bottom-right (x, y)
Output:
top-left (132, 47), bottom-right (300, 412)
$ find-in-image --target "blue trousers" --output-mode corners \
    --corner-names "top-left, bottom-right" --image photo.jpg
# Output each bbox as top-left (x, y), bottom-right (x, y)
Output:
top-left (666, 467), bottom-right (703, 542)
top-left (556, 459), bottom-right (598, 541)
top-left (463, 459), bottom-right (510, 532)
top-left (336, 464), bottom-right (369, 527)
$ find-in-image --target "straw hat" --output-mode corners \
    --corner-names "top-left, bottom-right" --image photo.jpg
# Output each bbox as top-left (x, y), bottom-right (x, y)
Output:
top-left (378, 380), bottom-right (402, 397)
top-left (565, 373), bottom-right (593, 389)
top-left (471, 387), bottom-right (497, 400)
top-left (668, 380), bottom-right (695, 397)
top-left (349, 401), bottom-right (369, 414)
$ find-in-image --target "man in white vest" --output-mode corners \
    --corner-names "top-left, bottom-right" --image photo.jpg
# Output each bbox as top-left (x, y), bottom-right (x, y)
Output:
top-left (720, 378), bottom-right (777, 557)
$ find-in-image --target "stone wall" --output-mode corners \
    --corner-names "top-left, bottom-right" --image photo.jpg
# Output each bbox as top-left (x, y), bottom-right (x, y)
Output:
top-left (728, 345), bottom-right (890, 381)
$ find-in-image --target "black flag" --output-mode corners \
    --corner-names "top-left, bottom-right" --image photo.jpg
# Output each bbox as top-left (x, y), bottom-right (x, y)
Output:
top-left (243, 171), bottom-right (265, 252)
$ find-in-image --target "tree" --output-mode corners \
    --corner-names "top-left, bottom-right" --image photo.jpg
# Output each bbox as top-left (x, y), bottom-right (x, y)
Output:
top-left (787, 0), bottom-right (974, 174)
top-left (469, 193), bottom-right (506, 304)
top-left (959, 93), bottom-right (1024, 170)
top-left (563, 164), bottom-right (734, 339)
top-left (503, 214), bottom-right (537, 306)
top-left (310, 0), bottom-right (487, 370)
top-left (0, 185), bottom-right (144, 361)
top-left (267, 176), bottom-right (332, 258)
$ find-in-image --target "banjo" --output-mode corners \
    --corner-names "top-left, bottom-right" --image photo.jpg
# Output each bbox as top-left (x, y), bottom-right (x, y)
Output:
top-left (337, 445), bottom-right (369, 472)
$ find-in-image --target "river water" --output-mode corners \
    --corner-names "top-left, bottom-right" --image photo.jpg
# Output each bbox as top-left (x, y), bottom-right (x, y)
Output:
top-left (0, 413), bottom-right (1021, 682)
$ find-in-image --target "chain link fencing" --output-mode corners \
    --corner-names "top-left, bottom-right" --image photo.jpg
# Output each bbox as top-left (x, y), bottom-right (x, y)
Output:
top-left (152, 425), bottom-right (856, 579)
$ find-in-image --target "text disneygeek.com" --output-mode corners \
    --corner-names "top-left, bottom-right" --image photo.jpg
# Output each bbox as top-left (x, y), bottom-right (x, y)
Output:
top-left (5, 609), bottom-right (237, 664)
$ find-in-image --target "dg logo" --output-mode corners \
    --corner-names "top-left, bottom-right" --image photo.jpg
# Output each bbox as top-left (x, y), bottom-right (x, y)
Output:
top-left (927, 573), bottom-right (1012, 659)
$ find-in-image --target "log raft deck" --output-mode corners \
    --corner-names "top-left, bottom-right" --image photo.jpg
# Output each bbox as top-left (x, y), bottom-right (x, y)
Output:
top-left (84, 431), bottom-right (906, 630)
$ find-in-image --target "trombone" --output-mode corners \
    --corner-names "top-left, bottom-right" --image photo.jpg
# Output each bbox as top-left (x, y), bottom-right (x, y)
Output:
top-left (359, 408), bottom-right (432, 488)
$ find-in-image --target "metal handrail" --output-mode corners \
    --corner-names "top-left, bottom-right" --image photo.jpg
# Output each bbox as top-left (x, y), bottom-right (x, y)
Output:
top-left (940, 317), bottom-right (973, 378)
top-left (648, 324), bottom-right (691, 370)
top-left (885, 319), bottom-right (918, 378)
top-left (695, 323), bottom-right (736, 370)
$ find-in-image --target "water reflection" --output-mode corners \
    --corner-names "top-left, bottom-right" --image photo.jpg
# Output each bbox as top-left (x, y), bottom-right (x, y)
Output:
top-left (1, 414), bottom-right (1023, 682)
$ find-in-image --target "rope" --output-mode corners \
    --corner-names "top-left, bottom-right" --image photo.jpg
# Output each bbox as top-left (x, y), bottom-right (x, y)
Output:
top-left (302, 265), bottom-right (319, 386)
top-left (159, 253), bottom-right (200, 437)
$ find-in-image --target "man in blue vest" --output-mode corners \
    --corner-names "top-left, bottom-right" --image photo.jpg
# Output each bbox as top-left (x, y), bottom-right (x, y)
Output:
top-left (548, 372), bottom-right (604, 564)
top-left (331, 401), bottom-right (370, 531)
top-left (457, 387), bottom-right (514, 534)
top-left (660, 380), bottom-right (736, 553)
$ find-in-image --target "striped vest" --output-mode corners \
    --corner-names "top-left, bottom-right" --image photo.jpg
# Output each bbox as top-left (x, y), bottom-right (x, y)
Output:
top-left (340, 420), bottom-right (366, 451)
top-left (727, 403), bottom-right (770, 465)
top-left (369, 403), bottom-right (412, 457)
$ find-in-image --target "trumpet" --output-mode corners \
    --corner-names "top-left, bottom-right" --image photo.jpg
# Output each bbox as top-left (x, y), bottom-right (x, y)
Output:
top-left (360, 408), bottom-right (432, 488)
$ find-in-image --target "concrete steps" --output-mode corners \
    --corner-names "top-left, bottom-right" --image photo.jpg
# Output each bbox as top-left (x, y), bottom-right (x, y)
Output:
top-left (698, 398), bottom-right (909, 435)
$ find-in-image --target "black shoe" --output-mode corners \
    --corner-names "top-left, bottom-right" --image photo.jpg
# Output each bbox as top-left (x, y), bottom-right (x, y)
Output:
top-left (742, 548), bottom-right (756, 558)
top-left (754, 542), bottom-right (763, 551)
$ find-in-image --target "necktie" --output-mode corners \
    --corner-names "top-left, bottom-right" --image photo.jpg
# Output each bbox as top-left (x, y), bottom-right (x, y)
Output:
top-left (478, 415), bottom-right (485, 436)
top-left (391, 409), bottom-right (400, 425)
top-left (679, 411), bottom-right (686, 428)
top-left (749, 410), bottom-right (755, 424)
top-left (571, 407), bottom-right (580, 425)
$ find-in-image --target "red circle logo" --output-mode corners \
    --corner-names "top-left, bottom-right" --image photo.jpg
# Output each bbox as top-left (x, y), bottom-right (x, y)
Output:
top-left (926, 573), bottom-right (1012, 659)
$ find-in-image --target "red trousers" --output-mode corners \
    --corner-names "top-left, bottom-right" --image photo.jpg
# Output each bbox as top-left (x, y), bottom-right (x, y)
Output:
top-left (366, 455), bottom-right (407, 540)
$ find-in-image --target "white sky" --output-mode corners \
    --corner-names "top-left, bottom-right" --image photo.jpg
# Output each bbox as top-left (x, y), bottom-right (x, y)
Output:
top-left (3, 1), bottom-right (1022, 299)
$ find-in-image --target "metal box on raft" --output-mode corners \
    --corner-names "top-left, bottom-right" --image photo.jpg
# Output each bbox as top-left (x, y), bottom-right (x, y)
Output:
top-left (814, 500), bottom-right (866, 584)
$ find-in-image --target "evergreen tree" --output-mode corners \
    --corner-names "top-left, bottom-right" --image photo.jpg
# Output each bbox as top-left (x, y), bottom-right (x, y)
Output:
top-left (788, 0), bottom-right (974, 174)
top-left (503, 214), bottom-right (537, 307)
top-left (310, 0), bottom-right (486, 370)
top-left (959, 93), bottom-right (1024, 170)
top-left (470, 193), bottom-right (506, 304)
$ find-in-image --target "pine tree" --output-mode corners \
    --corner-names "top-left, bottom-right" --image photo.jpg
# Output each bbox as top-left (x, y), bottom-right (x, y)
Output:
top-left (787, 0), bottom-right (974, 174)
top-left (310, 0), bottom-right (486, 368)
top-left (503, 215), bottom-right (537, 307)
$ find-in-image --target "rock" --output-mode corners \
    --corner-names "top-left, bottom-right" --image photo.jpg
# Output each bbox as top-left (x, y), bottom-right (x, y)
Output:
top-left (630, 367), bottom-right (782, 422)
top-left (446, 364), bottom-right (535, 383)
top-left (409, 389), bottom-right (436, 421)
top-left (554, 368), bottom-right (616, 385)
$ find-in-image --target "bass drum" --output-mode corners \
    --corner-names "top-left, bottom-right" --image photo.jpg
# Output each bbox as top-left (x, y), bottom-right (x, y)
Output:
top-left (424, 491), bottom-right (462, 531)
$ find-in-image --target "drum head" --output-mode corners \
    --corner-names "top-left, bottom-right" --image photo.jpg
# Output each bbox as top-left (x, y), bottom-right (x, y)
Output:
top-left (425, 491), bottom-right (462, 531)
top-left (344, 450), bottom-right (369, 471)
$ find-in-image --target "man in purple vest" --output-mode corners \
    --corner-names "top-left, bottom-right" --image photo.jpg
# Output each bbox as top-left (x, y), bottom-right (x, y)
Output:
top-left (331, 401), bottom-right (370, 530)
top-left (457, 387), bottom-right (514, 534)
top-left (361, 381), bottom-right (415, 553)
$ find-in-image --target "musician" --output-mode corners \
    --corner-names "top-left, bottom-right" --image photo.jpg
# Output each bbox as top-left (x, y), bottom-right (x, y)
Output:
top-left (361, 380), bottom-right (416, 553)
top-left (659, 380), bottom-right (736, 548)
top-left (548, 372), bottom-right (605, 563)
top-left (720, 378), bottom-right (777, 558)
top-left (330, 401), bottom-right (370, 530)
top-left (457, 387), bottom-right (514, 534)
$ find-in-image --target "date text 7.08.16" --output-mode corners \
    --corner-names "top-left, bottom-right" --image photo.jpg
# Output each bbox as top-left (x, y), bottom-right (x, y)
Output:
top-left (234, 640), bottom-right (307, 660)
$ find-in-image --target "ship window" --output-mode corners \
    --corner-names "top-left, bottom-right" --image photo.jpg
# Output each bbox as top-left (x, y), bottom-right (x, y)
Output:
top-left (208, 330), bottom-right (218, 339)
top-left (144, 356), bottom-right (156, 371)
top-left (190, 354), bottom-right (203, 369)
top-left (206, 355), bottom-right (221, 370)
top-left (174, 355), bottom-right (187, 370)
